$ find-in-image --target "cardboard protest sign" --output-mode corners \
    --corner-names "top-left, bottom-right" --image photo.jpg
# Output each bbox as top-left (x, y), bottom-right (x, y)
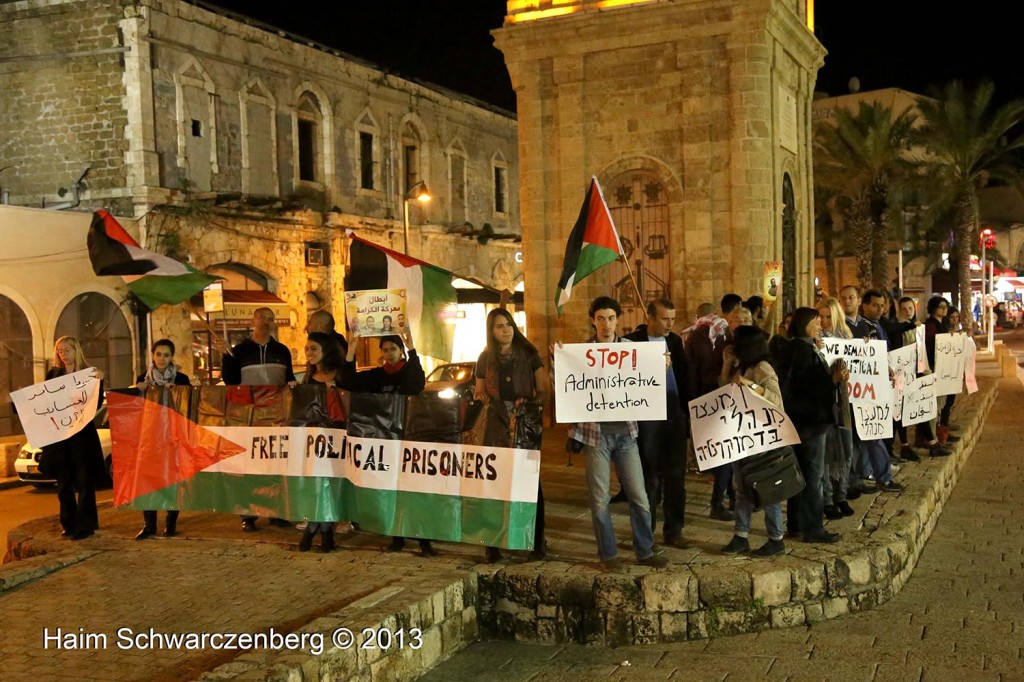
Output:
top-left (933, 333), bottom-right (966, 396)
top-left (963, 336), bottom-right (978, 394)
top-left (345, 289), bottom-right (407, 337)
top-left (901, 374), bottom-right (938, 426)
top-left (820, 337), bottom-right (893, 406)
top-left (888, 345), bottom-right (917, 422)
top-left (553, 342), bottom-right (666, 423)
top-left (11, 368), bottom-right (102, 448)
top-left (687, 383), bottom-right (800, 471)
top-left (852, 401), bottom-right (894, 440)
top-left (915, 325), bottom-right (928, 372)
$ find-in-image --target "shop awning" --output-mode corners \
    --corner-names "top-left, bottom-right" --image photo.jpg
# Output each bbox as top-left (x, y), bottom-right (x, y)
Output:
top-left (1001, 278), bottom-right (1024, 290)
top-left (191, 290), bottom-right (291, 321)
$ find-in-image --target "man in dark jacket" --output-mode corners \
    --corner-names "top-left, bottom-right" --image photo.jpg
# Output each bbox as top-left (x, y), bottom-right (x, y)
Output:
top-left (625, 297), bottom-right (690, 548)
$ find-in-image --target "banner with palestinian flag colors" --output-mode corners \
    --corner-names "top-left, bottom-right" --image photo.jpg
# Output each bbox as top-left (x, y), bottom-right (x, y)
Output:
top-left (346, 232), bottom-right (457, 361)
top-left (108, 386), bottom-right (540, 550)
top-left (87, 210), bottom-right (218, 309)
top-left (554, 177), bottom-right (625, 314)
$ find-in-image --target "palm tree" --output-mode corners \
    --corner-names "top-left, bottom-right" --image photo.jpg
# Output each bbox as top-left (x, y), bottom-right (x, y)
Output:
top-left (814, 102), bottom-right (917, 291)
top-left (914, 81), bottom-right (1024, 321)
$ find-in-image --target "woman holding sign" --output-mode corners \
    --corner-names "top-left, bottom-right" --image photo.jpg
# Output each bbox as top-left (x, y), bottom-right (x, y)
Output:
top-left (134, 339), bottom-right (191, 541)
top-left (719, 326), bottom-right (788, 556)
top-left (474, 308), bottom-right (550, 563)
top-left (341, 329), bottom-right (436, 557)
top-left (43, 337), bottom-right (105, 541)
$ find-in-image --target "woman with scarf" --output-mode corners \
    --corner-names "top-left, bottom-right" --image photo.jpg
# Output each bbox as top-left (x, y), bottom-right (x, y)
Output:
top-left (135, 339), bottom-right (191, 540)
top-left (474, 308), bottom-right (550, 563)
top-left (43, 336), bottom-right (105, 541)
top-left (297, 332), bottom-right (345, 552)
top-left (341, 328), bottom-right (435, 556)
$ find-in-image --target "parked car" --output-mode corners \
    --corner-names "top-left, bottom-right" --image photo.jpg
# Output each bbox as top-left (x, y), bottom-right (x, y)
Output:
top-left (422, 362), bottom-right (477, 402)
top-left (14, 405), bottom-right (114, 488)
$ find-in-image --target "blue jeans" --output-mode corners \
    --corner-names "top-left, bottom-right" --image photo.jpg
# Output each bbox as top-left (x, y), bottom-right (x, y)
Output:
top-left (582, 434), bottom-right (655, 561)
top-left (794, 423), bottom-right (830, 538)
top-left (731, 462), bottom-right (784, 541)
top-left (860, 439), bottom-right (892, 484)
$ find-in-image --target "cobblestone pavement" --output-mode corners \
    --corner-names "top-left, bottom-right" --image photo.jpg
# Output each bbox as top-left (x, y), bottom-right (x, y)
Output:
top-left (422, 375), bottom-right (1024, 682)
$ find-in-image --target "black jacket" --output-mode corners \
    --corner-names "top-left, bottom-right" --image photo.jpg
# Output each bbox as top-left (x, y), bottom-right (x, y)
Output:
top-left (341, 351), bottom-right (425, 395)
top-left (625, 324), bottom-right (688, 408)
top-left (222, 337), bottom-right (296, 386)
top-left (779, 337), bottom-right (836, 428)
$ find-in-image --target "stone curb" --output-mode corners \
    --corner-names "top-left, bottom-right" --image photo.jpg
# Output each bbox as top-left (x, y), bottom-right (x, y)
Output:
top-left (0, 477), bottom-right (27, 491)
top-left (475, 377), bottom-right (999, 647)
top-left (0, 550), bottom-right (98, 593)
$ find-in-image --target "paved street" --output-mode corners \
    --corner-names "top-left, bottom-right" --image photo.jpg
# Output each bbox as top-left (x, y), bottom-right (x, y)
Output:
top-left (423, 374), bottom-right (1024, 682)
top-left (0, 484), bottom-right (113, 551)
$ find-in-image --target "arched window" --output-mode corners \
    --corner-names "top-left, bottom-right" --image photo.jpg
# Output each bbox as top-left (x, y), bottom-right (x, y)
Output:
top-left (447, 139), bottom-right (468, 225)
top-left (606, 170), bottom-right (671, 332)
top-left (240, 78), bottom-right (278, 197)
top-left (0, 294), bottom-right (33, 436)
top-left (296, 93), bottom-right (323, 184)
top-left (55, 293), bottom-right (133, 390)
top-left (354, 108), bottom-right (381, 193)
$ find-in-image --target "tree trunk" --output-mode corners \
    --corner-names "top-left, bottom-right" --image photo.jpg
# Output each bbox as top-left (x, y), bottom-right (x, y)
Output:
top-left (954, 192), bottom-right (979, 332)
top-left (850, 216), bottom-right (873, 293)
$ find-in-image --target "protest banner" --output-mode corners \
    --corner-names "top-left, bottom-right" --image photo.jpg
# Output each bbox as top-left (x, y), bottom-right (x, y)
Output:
top-left (852, 401), bottom-right (894, 440)
top-left (109, 386), bottom-right (541, 550)
top-left (553, 342), bottom-right (666, 423)
top-left (902, 374), bottom-right (938, 427)
top-left (963, 336), bottom-right (978, 394)
top-left (915, 325), bottom-right (928, 372)
top-left (933, 333), bottom-right (967, 396)
top-left (687, 383), bottom-right (800, 472)
top-left (888, 345), bottom-right (917, 421)
top-left (344, 288), bottom-right (407, 337)
top-left (11, 368), bottom-right (102, 448)
top-left (820, 337), bottom-right (893, 405)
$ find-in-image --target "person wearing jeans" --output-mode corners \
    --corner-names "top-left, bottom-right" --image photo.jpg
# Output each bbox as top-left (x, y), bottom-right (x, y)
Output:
top-left (568, 296), bottom-right (669, 571)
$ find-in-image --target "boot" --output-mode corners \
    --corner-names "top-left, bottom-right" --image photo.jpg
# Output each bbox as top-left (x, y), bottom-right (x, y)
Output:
top-left (135, 525), bottom-right (156, 541)
top-left (485, 546), bottom-right (503, 563)
top-left (419, 540), bottom-right (438, 557)
top-left (298, 528), bottom-right (315, 552)
top-left (163, 511), bottom-right (179, 537)
top-left (937, 425), bottom-right (950, 445)
top-left (321, 528), bottom-right (335, 552)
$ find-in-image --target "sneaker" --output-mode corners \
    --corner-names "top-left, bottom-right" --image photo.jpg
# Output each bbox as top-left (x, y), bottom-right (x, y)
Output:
top-left (899, 445), bottom-right (921, 462)
top-left (721, 535), bottom-right (751, 554)
top-left (879, 480), bottom-right (904, 493)
top-left (638, 553), bottom-right (670, 568)
top-left (803, 530), bottom-right (841, 544)
top-left (752, 539), bottom-right (785, 556)
top-left (929, 443), bottom-right (952, 457)
top-left (709, 506), bottom-right (734, 522)
top-left (664, 535), bottom-right (692, 549)
top-left (837, 501), bottom-right (855, 517)
top-left (600, 558), bottom-right (625, 572)
top-left (824, 505), bottom-right (843, 520)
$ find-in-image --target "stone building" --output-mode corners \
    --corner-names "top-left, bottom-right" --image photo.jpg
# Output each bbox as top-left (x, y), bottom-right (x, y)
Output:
top-left (0, 0), bottom-right (523, 383)
top-left (494, 0), bottom-right (824, 343)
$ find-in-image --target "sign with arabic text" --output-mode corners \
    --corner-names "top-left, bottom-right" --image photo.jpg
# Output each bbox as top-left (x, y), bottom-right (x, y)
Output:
top-left (933, 333), bottom-right (967, 396)
top-left (11, 369), bottom-right (102, 448)
top-left (345, 289), bottom-right (407, 337)
top-left (688, 384), bottom-right (800, 471)
top-left (888, 345), bottom-right (917, 422)
top-left (901, 374), bottom-right (938, 427)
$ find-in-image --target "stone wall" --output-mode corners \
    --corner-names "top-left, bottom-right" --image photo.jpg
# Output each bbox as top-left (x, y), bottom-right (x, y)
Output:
top-left (0, 0), bottom-right (131, 213)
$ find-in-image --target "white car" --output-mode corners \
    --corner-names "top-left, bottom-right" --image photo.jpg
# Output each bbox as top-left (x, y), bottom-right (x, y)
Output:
top-left (14, 406), bottom-right (114, 488)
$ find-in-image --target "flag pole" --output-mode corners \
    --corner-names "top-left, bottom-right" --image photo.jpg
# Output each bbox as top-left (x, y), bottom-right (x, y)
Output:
top-left (620, 256), bottom-right (643, 305)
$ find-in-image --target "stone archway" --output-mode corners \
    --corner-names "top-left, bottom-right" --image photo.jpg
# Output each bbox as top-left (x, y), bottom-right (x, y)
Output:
top-left (0, 294), bottom-right (33, 436)
top-left (782, 173), bottom-right (797, 315)
top-left (55, 292), bottom-right (134, 390)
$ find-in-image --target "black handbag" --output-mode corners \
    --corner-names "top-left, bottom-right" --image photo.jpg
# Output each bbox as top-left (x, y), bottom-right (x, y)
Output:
top-left (738, 445), bottom-right (805, 507)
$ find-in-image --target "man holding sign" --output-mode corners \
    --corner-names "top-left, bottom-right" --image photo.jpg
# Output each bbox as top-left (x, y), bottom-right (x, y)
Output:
top-left (565, 297), bottom-right (668, 570)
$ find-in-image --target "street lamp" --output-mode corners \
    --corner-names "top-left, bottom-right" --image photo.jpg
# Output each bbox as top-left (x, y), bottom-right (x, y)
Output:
top-left (980, 227), bottom-right (994, 332)
top-left (403, 181), bottom-right (431, 255)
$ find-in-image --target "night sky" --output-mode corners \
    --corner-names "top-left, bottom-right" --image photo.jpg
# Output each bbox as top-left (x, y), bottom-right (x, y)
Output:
top-left (205, 1), bottom-right (1024, 111)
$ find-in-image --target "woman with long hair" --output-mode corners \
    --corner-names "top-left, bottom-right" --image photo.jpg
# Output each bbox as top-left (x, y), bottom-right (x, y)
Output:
top-left (815, 297), bottom-right (856, 518)
top-left (43, 336), bottom-right (105, 541)
top-left (781, 308), bottom-right (849, 544)
top-left (719, 326), bottom-right (787, 556)
top-left (298, 332), bottom-right (345, 552)
top-left (341, 328), bottom-right (435, 556)
top-left (135, 339), bottom-right (191, 540)
top-left (474, 308), bottom-right (550, 563)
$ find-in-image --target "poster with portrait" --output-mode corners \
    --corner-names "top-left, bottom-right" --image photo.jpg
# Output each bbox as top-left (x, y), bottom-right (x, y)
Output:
top-left (345, 289), bottom-right (408, 337)
top-left (763, 261), bottom-right (783, 303)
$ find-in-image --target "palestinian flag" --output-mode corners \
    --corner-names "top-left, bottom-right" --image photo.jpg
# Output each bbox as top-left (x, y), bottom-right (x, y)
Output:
top-left (554, 177), bottom-right (624, 313)
top-left (109, 386), bottom-right (540, 549)
top-left (88, 210), bottom-right (219, 309)
top-left (346, 232), bottom-right (457, 361)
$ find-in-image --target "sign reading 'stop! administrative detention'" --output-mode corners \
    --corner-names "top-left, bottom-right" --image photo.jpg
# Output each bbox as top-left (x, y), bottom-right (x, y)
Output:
top-left (553, 342), bottom-right (666, 423)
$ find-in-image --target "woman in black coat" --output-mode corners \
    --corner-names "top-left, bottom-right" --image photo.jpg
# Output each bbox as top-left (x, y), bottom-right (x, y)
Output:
top-left (43, 336), bottom-right (106, 541)
top-left (135, 338), bottom-right (191, 540)
top-left (781, 308), bottom-right (849, 544)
